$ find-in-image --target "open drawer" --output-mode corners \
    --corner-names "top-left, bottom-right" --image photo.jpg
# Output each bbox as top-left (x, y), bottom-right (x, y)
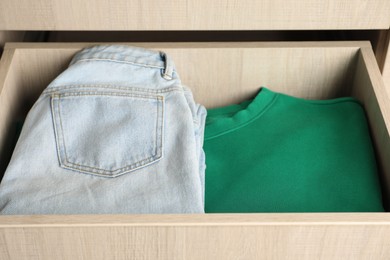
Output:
top-left (1, 42), bottom-right (390, 259)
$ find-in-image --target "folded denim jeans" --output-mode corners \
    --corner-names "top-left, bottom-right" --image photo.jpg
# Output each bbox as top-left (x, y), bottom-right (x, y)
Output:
top-left (0, 45), bottom-right (207, 214)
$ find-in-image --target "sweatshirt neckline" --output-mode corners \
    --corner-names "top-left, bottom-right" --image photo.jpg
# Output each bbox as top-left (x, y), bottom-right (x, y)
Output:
top-left (205, 87), bottom-right (277, 140)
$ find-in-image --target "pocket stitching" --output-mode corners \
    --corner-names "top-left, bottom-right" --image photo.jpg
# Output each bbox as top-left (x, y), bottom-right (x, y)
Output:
top-left (51, 92), bottom-right (164, 177)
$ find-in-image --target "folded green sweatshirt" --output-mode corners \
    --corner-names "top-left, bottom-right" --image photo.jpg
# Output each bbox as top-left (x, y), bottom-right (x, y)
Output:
top-left (204, 87), bottom-right (384, 212)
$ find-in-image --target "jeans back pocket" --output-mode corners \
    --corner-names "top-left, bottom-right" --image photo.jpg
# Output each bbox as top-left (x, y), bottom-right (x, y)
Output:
top-left (51, 91), bottom-right (164, 177)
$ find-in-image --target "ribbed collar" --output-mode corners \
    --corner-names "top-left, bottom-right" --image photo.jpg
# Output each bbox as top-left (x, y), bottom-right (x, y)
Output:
top-left (205, 87), bottom-right (277, 140)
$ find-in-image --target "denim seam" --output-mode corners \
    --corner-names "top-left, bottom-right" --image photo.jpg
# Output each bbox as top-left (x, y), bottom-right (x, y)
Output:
top-left (51, 93), bottom-right (164, 177)
top-left (156, 96), bottom-right (163, 159)
top-left (51, 95), bottom-right (65, 169)
top-left (73, 58), bottom-right (163, 69)
top-left (56, 95), bottom-right (70, 168)
top-left (72, 58), bottom-right (178, 74)
top-left (43, 85), bottom-right (182, 95)
top-left (63, 156), bottom-right (160, 175)
top-left (59, 156), bottom-right (162, 178)
top-left (59, 97), bottom-right (71, 166)
top-left (53, 92), bottom-right (162, 99)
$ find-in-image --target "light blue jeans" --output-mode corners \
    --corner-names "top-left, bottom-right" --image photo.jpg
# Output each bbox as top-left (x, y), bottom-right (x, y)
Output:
top-left (0, 45), bottom-right (206, 214)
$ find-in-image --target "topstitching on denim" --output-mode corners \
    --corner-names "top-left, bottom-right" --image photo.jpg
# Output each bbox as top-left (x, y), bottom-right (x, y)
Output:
top-left (51, 92), bottom-right (164, 178)
top-left (69, 45), bottom-right (178, 74)
top-left (71, 58), bottom-right (178, 75)
top-left (43, 85), bottom-right (183, 95)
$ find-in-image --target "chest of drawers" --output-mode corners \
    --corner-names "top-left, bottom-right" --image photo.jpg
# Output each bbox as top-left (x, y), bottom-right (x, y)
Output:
top-left (0, 1), bottom-right (390, 259)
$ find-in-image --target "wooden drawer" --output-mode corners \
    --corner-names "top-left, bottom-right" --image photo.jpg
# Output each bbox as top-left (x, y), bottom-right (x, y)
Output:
top-left (1, 42), bottom-right (390, 259)
top-left (383, 33), bottom-right (390, 90)
top-left (0, 0), bottom-right (389, 30)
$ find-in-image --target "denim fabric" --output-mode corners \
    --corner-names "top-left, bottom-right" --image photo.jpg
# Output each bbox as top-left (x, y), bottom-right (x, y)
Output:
top-left (0, 45), bottom-right (206, 214)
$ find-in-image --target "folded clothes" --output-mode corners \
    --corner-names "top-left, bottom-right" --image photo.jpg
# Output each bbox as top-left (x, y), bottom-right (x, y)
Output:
top-left (0, 45), bottom-right (206, 214)
top-left (204, 87), bottom-right (384, 212)
top-left (0, 45), bottom-right (383, 214)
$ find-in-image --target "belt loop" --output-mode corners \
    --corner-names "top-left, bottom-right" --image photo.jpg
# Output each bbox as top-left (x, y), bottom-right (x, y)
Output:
top-left (160, 51), bottom-right (174, 80)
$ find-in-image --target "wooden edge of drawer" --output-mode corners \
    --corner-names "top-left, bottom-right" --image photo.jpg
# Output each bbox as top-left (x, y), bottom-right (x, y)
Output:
top-left (3, 41), bottom-right (373, 50)
top-left (360, 46), bottom-right (390, 135)
top-left (0, 48), bottom-right (15, 93)
top-left (1, 213), bottom-right (390, 227)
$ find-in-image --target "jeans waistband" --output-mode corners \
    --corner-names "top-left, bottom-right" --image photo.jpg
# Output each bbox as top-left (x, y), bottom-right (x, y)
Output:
top-left (69, 45), bottom-right (176, 80)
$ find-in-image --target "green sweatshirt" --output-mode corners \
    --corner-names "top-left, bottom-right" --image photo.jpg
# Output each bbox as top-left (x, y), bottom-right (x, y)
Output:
top-left (204, 87), bottom-right (384, 212)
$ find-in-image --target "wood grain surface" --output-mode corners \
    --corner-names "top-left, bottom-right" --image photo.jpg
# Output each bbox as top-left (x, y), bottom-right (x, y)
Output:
top-left (1, 214), bottom-right (390, 259)
top-left (0, 0), bottom-right (389, 30)
top-left (382, 31), bottom-right (390, 94)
